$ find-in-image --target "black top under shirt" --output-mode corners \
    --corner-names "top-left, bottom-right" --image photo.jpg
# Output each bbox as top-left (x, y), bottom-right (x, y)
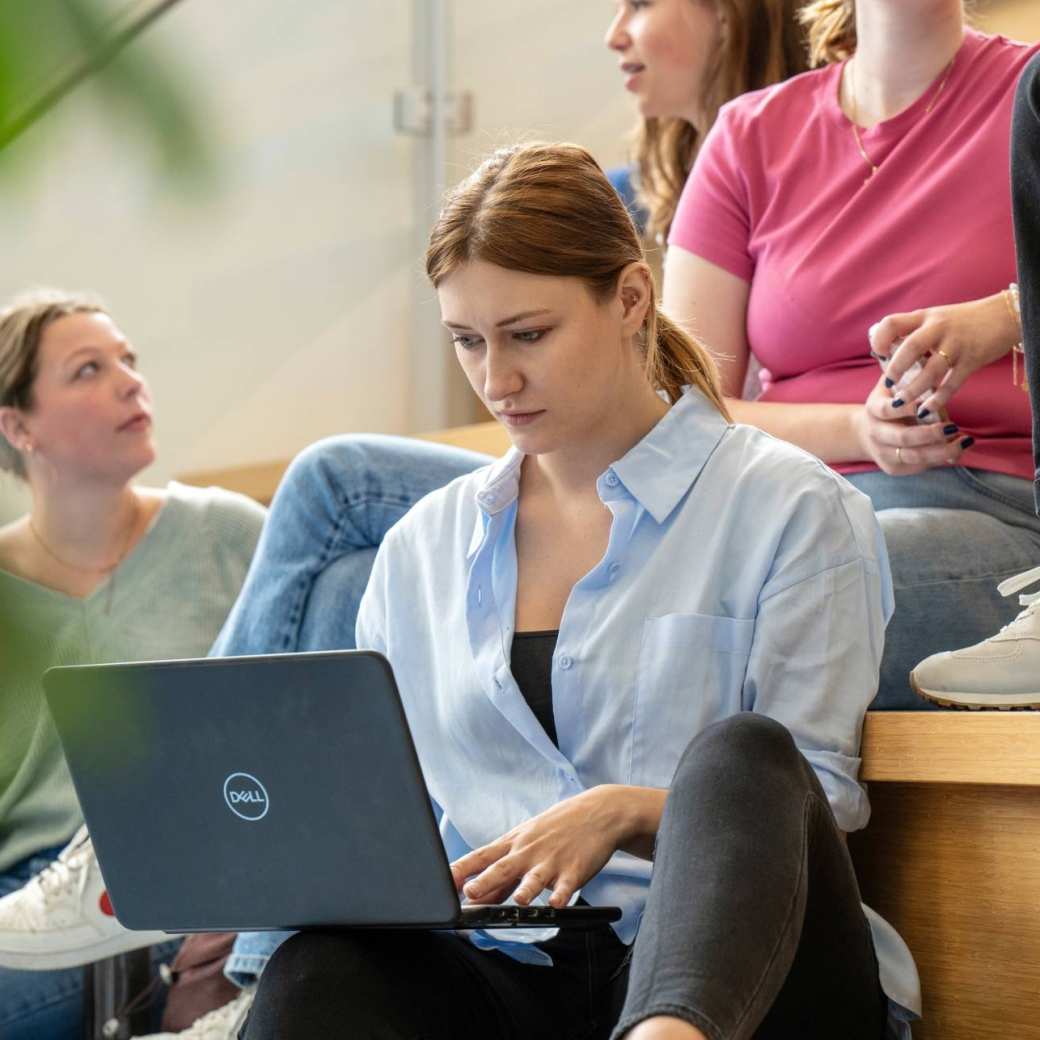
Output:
top-left (509, 630), bottom-right (559, 748)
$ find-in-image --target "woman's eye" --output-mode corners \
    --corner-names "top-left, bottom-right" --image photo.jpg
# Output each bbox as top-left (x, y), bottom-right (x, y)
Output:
top-left (514, 329), bottom-right (548, 343)
top-left (451, 334), bottom-right (483, 351)
top-left (123, 353), bottom-right (138, 369)
top-left (629, 0), bottom-right (651, 10)
top-left (75, 361), bottom-right (100, 379)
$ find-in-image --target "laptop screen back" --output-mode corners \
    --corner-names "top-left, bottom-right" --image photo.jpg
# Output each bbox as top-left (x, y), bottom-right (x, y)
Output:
top-left (44, 652), bottom-right (460, 932)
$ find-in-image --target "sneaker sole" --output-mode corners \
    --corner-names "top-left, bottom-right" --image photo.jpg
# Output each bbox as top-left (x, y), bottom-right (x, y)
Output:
top-left (910, 674), bottom-right (1040, 711)
top-left (0, 928), bottom-right (170, 971)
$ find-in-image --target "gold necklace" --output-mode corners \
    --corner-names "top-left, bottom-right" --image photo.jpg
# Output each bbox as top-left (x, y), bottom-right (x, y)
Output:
top-left (29, 497), bottom-right (139, 577)
top-left (846, 54), bottom-right (956, 182)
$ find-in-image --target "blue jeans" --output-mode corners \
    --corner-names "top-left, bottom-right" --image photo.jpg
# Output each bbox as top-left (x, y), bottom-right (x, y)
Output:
top-left (845, 467), bottom-right (1040, 709)
top-left (216, 436), bottom-right (1040, 984)
top-left (0, 845), bottom-right (180, 1039)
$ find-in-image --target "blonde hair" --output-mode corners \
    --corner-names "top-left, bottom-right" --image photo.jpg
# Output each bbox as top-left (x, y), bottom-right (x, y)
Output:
top-left (635, 0), bottom-right (810, 241)
top-left (0, 289), bottom-right (106, 478)
top-left (797, 0), bottom-right (855, 66)
top-left (425, 142), bottom-right (729, 418)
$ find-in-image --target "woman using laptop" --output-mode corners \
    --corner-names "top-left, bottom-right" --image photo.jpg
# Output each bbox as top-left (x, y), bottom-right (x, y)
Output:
top-left (243, 143), bottom-right (917, 1040)
top-left (0, 4), bottom-right (812, 1030)
top-left (0, 290), bottom-right (264, 1039)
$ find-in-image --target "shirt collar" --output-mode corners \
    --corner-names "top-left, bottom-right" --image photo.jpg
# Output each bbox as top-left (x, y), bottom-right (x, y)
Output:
top-left (474, 448), bottom-right (525, 516)
top-left (471, 388), bottom-right (731, 527)
top-left (611, 389), bottom-right (731, 524)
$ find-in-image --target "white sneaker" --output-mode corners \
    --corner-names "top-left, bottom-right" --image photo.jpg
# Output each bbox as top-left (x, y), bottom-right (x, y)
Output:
top-left (134, 987), bottom-right (255, 1039)
top-left (0, 825), bottom-right (168, 970)
top-left (911, 565), bottom-right (1040, 709)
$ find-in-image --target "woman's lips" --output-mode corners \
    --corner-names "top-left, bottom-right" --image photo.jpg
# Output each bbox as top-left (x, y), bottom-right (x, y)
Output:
top-left (621, 62), bottom-right (645, 90)
top-left (498, 410), bottom-right (545, 428)
top-left (118, 413), bottom-right (152, 433)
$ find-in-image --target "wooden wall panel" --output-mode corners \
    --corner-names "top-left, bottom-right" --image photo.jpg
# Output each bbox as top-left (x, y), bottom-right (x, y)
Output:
top-left (850, 783), bottom-right (1040, 1040)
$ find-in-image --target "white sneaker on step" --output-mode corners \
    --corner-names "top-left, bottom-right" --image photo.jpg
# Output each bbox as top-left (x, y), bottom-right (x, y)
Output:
top-left (134, 987), bottom-right (255, 1039)
top-left (0, 825), bottom-right (168, 970)
top-left (910, 564), bottom-right (1040, 709)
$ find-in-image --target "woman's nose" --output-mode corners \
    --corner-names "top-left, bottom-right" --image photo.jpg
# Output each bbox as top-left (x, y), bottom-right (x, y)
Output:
top-left (483, 347), bottom-right (523, 403)
top-left (605, 10), bottom-right (629, 52)
top-left (117, 365), bottom-right (145, 398)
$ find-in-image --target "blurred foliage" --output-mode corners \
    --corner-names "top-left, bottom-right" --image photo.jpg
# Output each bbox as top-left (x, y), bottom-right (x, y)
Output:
top-left (0, 0), bottom-right (216, 187)
top-left (0, 582), bottom-right (49, 705)
top-left (0, 1), bottom-right (219, 721)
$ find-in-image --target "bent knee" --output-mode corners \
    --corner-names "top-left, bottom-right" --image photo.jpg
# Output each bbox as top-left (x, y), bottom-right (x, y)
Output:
top-left (280, 434), bottom-right (390, 498)
top-left (674, 713), bottom-right (798, 785)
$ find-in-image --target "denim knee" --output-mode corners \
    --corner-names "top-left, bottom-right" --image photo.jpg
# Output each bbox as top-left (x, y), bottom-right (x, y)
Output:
top-left (276, 434), bottom-right (376, 504)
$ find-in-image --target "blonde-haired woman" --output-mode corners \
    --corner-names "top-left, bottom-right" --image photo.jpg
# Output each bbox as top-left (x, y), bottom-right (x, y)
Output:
top-left (243, 142), bottom-right (915, 1040)
top-left (664, 0), bottom-right (1040, 708)
top-left (0, 291), bottom-right (265, 1039)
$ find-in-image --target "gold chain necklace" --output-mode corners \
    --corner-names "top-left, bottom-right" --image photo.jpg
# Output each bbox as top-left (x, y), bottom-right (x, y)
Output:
top-left (846, 54), bottom-right (956, 182)
top-left (29, 497), bottom-right (139, 578)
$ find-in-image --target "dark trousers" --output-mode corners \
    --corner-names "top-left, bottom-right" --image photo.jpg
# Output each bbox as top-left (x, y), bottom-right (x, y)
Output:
top-left (1012, 52), bottom-right (1040, 515)
top-left (242, 715), bottom-right (886, 1040)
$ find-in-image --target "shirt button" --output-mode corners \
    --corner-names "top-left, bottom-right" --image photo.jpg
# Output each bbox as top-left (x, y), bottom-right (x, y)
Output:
top-left (604, 472), bottom-right (620, 488)
top-left (475, 586), bottom-right (483, 606)
top-left (559, 655), bottom-right (573, 670)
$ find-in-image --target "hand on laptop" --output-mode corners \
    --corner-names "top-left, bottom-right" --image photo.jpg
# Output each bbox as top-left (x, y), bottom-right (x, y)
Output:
top-left (450, 784), bottom-right (664, 909)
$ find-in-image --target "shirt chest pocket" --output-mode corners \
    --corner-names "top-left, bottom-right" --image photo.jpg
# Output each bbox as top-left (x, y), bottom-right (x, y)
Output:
top-left (632, 612), bottom-right (755, 789)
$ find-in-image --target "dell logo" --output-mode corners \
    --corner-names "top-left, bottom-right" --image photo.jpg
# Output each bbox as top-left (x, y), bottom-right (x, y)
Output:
top-left (223, 772), bottom-right (269, 821)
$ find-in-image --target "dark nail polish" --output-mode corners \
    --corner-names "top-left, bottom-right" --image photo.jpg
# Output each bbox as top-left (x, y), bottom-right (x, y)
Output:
top-left (943, 424), bottom-right (959, 436)
top-left (891, 397), bottom-right (905, 408)
top-left (960, 436), bottom-right (975, 450)
top-left (884, 377), bottom-right (895, 389)
top-left (917, 408), bottom-right (930, 420)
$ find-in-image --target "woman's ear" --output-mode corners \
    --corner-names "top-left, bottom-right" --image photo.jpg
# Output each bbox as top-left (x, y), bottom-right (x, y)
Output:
top-left (616, 262), bottom-right (653, 337)
top-left (0, 407), bottom-right (30, 452)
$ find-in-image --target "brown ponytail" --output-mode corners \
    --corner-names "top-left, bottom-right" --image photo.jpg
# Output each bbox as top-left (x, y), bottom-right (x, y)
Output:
top-left (647, 308), bottom-right (729, 417)
top-left (426, 142), bottom-right (729, 419)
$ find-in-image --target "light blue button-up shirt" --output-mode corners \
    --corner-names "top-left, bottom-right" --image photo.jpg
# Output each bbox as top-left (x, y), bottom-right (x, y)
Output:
top-left (356, 389), bottom-right (920, 1031)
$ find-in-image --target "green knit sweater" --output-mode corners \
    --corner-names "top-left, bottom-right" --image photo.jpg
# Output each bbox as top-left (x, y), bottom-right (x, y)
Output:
top-left (0, 482), bottom-right (265, 872)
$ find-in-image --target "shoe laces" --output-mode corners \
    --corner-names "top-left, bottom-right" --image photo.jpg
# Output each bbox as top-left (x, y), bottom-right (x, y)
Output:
top-left (996, 564), bottom-right (1040, 631)
top-left (34, 826), bottom-right (92, 907)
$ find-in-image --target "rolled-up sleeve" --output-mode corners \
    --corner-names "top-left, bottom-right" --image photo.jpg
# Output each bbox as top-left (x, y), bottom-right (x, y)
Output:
top-left (743, 520), bottom-right (893, 832)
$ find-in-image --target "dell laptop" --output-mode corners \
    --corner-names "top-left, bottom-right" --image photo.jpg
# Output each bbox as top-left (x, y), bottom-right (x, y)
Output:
top-left (43, 651), bottom-right (621, 934)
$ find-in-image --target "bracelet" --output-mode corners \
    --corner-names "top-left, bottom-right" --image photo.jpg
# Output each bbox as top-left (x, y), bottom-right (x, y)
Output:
top-left (1003, 284), bottom-right (1027, 391)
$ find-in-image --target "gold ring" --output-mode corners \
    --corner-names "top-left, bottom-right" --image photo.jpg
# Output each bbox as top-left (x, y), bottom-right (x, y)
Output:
top-left (896, 446), bottom-right (903, 464)
top-left (935, 347), bottom-right (953, 366)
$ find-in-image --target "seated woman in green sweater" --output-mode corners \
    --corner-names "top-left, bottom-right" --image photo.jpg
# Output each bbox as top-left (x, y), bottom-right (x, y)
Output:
top-left (0, 289), bottom-right (266, 1040)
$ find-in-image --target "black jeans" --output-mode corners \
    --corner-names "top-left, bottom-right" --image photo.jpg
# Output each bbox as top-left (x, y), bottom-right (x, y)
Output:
top-left (1012, 52), bottom-right (1040, 515)
top-left (242, 715), bottom-right (886, 1040)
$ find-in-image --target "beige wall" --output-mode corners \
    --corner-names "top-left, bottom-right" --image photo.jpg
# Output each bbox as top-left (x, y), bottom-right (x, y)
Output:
top-left (976, 0), bottom-right (1040, 41)
top-left (0, 0), bottom-right (632, 521)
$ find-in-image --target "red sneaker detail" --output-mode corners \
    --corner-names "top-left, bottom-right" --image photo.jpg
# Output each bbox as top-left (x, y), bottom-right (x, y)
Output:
top-left (99, 891), bottom-right (115, 917)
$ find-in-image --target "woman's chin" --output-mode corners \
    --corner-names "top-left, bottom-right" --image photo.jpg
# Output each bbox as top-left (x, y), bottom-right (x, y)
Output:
top-left (501, 425), bottom-right (558, 456)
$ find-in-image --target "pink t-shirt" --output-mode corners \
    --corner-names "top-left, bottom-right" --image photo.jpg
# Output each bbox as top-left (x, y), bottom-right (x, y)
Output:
top-left (669, 29), bottom-right (1038, 478)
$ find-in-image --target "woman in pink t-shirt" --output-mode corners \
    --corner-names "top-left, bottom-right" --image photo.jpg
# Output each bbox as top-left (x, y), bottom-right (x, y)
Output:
top-left (665, 0), bottom-right (1040, 709)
